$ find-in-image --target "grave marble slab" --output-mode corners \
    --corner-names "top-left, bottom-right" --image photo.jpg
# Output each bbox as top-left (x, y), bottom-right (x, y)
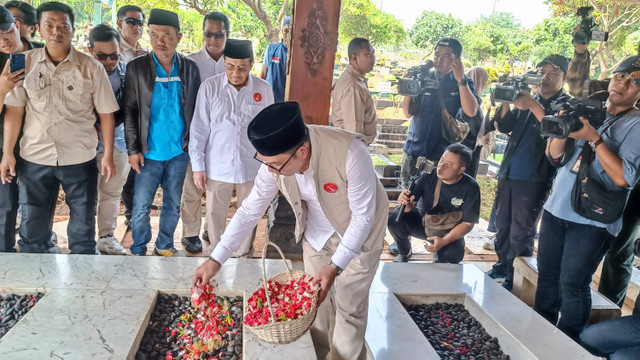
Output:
top-left (366, 263), bottom-right (598, 359)
top-left (0, 254), bottom-right (316, 359)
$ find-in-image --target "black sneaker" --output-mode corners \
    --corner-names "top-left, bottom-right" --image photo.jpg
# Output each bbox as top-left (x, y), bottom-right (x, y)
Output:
top-left (181, 236), bottom-right (203, 253)
top-left (388, 242), bottom-right (399, 255)
top-left (393, 252), bottom-right (412, 262)
top-left (486, 269), bottom-right (506, 279)
top-left (202, 230), bottom-right (209, 242)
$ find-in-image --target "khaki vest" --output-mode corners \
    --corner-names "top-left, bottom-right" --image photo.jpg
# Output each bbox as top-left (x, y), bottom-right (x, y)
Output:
top-left (273, 126), bottom-right (388, 251)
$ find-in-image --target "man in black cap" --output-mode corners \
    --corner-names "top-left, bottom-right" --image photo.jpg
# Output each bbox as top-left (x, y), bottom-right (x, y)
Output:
top-left (123, 8), bottom-right (200, 256)
top-left (535, 55), bottom-right (640, 339)
top-left (485, 54), bottom-right (571, 291)
top-left (193, 101), bottom-right (387, 360)
top-left (188, 39), bottom-right (273, 255)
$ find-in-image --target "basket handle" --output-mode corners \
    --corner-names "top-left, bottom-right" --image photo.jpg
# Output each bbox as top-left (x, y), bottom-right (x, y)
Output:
top-left (260, 241), bottom-right (293, 324)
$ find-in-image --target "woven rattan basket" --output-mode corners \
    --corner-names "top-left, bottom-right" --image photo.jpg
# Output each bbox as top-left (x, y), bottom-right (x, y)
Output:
top-left (245, 242), bottom-right (318, 344)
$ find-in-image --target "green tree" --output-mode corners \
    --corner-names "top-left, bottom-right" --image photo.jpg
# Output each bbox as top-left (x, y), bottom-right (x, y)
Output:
top-left (408, 11), bottom-right (462, 52)
top-left (546, 0), bottom-right (640, 79)
top-left (338, 0), bottom-right (406, 47)
top-left (462, 12), bottom-right (526, 64)
top-left (522, 15), bottom-right (575, 65)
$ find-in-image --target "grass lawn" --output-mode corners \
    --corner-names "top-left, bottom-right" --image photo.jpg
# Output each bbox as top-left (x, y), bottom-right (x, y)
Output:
top-left (476, 176), bottom-right (498, 221)
top-left (489, 154), bottom-right (503, 163)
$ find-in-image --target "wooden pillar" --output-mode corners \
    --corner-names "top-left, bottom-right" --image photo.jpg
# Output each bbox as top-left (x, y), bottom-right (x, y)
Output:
top-left (286, 0), bottom-right (341, 125)
top-left (265, 0), bottom-right (341, 258)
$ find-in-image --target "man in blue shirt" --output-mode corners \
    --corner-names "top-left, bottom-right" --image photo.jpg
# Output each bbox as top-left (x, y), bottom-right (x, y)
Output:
top-left (535, 55), bottom-right (640, 340)
top-left (261, 16), bottom-right (290, 103)
top-left (399, 38), bottom-right (479, 190)
top-left (123, 9), bottom-right (200, 256)
top-left (486, 55), bottom-right (570, 291)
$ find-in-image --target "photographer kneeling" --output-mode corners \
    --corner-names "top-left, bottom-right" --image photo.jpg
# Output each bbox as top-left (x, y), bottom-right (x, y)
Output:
top-left (388, 144), bottom-right (480, 263)
top-left (534, 55), bottom-right (640, 340)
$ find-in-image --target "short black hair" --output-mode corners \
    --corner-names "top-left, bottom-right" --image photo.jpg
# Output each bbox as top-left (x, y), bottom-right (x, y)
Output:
top-left (4, 1), bottom-right (37, 37)
top-left (203, 11), bottom-right (229, 33)
top-left (117, 5), bottom-right (144, 20)
top-left (36, 2), bottom-right (74, 28)
top-left (347, 38), bottom-right (370, 60)
top-left (89, 23), bottom-right (120, 48)
top-left (446, 143), bottom-right (472, 168)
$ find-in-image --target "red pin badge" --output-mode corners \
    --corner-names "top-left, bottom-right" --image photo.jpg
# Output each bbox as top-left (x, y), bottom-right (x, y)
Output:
top-left (253, 93), bottom-right (262, 102)
top-left (323, 183), bottom-right (338, 193)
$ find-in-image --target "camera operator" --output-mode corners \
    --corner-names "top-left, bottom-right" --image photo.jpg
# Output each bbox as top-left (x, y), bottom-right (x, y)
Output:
top-left (534, 55), bottom-right (640, 340)
top-left (486, 55), bottom-right (571, 291)
top-left (567, 25), bottom-right (609, 99)
top-left (399, 38), bottom-right (479, 190)
top-left (388, 144), bottom-right (480, 264)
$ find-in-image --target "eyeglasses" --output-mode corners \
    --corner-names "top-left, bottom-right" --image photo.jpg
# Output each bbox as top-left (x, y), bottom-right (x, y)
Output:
top-left (95, 52), bottom-right (120, 60)
top-left (253, 143), bottom-right (304, 173)
top-left (204, 31), bottom-right (226, 39)
top-left (124, 18), bottom-right (144, 27)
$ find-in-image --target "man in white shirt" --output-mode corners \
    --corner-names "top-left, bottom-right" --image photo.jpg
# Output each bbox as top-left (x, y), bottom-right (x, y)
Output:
top-left (189, 39), bottom-right (274, 257)
top-left (180, 11), bottom-right (230, 253)
top-left (193, 102), bottom-right (387, 360)
top-left (116, 5), bottom-right (148, 63)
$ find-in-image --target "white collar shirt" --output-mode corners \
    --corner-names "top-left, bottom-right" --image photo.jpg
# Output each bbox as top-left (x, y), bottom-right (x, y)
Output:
top-left (119, 39), bottom-right (149, 63)
top-left (189, 73), bottom-right (275, 183)
top-left (188, 48), bottom-right (226, 83)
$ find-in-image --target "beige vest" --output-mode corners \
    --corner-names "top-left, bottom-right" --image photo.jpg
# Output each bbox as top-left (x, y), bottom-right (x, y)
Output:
top-left (273, 126), bottom-right (388, 251)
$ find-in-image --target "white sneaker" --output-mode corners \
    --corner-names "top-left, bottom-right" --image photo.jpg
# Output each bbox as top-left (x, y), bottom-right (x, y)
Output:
top-left (483, 235), bottom-right (496, 251)
top-left (97, 235), bottom-right (127, 255)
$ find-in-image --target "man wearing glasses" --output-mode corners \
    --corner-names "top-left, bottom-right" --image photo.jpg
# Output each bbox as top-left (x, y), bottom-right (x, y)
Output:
top-left (116, 5), bottom-right (148, 63)
top-left (486, 54), bottom-right (571, 291)
top-left (189, 39), bottom-right (273, 256)
top-left (179, 11), bottom-right (230, 254)
top-left (0, 2), bottom-right (119, 254)
top-left (193, 101), bottom-right (387, 360)
top-left (87, 24), bottom-right (129, 255)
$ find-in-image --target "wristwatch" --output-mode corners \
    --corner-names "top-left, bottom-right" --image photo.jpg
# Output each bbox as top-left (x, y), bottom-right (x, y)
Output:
top-left (589, 137), bottom-right (604, 150)
top-left (329, 261), bottom-right (343, 276)
top-left (456, 78), bottom-right (468, 87)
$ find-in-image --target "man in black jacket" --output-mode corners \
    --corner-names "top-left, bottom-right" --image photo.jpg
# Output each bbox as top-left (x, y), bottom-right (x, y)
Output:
top-left (487, 54), bottom-right (571, 290)
top-left (123, 9), bottom-right (200, 256)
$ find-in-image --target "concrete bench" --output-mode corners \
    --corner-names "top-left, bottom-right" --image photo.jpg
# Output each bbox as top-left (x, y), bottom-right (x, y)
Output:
top-left (512, 256), bottom-right (621, 324)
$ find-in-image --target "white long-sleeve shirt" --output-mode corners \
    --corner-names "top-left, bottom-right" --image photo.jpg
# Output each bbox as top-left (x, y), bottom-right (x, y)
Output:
top-left (188, 48), bottom-right (226, 83)
top-left (210, 138), bottom-right (377, 270)
top-left (189, 73), bottom-right (274, 183)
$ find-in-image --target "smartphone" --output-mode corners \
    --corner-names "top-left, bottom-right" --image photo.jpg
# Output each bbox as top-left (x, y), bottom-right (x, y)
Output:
top-left (9, 53), bottom-right (25, 74)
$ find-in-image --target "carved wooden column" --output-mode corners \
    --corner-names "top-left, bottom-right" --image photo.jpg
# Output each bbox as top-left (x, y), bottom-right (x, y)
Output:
top-left (265, 0), bottom-right (341, 258)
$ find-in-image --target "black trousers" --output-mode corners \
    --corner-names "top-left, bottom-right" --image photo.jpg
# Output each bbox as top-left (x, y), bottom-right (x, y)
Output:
top-left (0, 150), bottom-right (18, 252)
top-left (598, 183), bottom-right (640, 306)
top-left (493, 178), bottom-right (550, 282)
top-left (388, 207), bottom-right (465, 264)
top-left (121, 168), bottom-right (136, 222)
top-left (18, 158), bottom-right (98, 254)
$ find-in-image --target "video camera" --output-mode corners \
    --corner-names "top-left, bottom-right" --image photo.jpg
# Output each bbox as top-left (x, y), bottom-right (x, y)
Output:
top-left (540, 91), bottom-right (608, 138)
top-left (573, 6), bottom-right (609, 44)
top-left (491, 71), bottom-right (543, 104)
top-left (397, 60), bottom-right (439, 96)
top-left (395, 156), bottom-right (435, 222)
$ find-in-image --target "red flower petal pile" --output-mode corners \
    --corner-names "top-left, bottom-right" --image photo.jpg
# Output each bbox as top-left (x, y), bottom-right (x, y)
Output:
top-left (164, 283), bottom-right (238, 360)
top-left (244, 274), bottom-right (317, 327)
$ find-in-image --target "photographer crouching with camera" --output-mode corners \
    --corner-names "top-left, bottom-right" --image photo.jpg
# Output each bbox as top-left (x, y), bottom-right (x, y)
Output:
top-left (486, 55), bottom-right (571, 291)
top-left (534, 55), bottom-right (640, 341)
top-left (388, 144), bottom-right (480, 263)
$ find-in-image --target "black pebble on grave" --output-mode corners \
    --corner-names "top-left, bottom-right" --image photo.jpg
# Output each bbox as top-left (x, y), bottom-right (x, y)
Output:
top-left (137, 293), bottom-right (244, 360)
top-left (0, 293), bottom-right (44, 339)
top-left (403, 302), bottom-right (510, 360)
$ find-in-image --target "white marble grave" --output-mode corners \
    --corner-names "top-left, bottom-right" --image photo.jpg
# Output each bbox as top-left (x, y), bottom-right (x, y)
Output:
top-left (0, 254), bottom-right (316, 360)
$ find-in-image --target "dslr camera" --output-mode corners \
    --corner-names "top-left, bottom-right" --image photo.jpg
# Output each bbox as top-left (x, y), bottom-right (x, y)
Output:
top-left (540, 91), bottom-right (607, 138)
top-left (491, 71), bottom-right (543, 104)
top-left (573, 6), bottom-right (609, 44)
top-left (397, 60), bottom-right (439, 96)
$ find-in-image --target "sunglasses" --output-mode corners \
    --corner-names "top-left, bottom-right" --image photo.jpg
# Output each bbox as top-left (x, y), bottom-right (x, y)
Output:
top-left (253, 143), bottom-right (304, 173)
top-left (95, 53), bottom-right (120, 60)
top-left (124, 18), bottom-right (144, 27)
top-left (204, 31), bottom-right (226, 39)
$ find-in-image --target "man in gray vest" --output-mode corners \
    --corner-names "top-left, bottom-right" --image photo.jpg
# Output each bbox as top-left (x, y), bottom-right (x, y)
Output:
top-left (193, 101), bottom-right (387, 360)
